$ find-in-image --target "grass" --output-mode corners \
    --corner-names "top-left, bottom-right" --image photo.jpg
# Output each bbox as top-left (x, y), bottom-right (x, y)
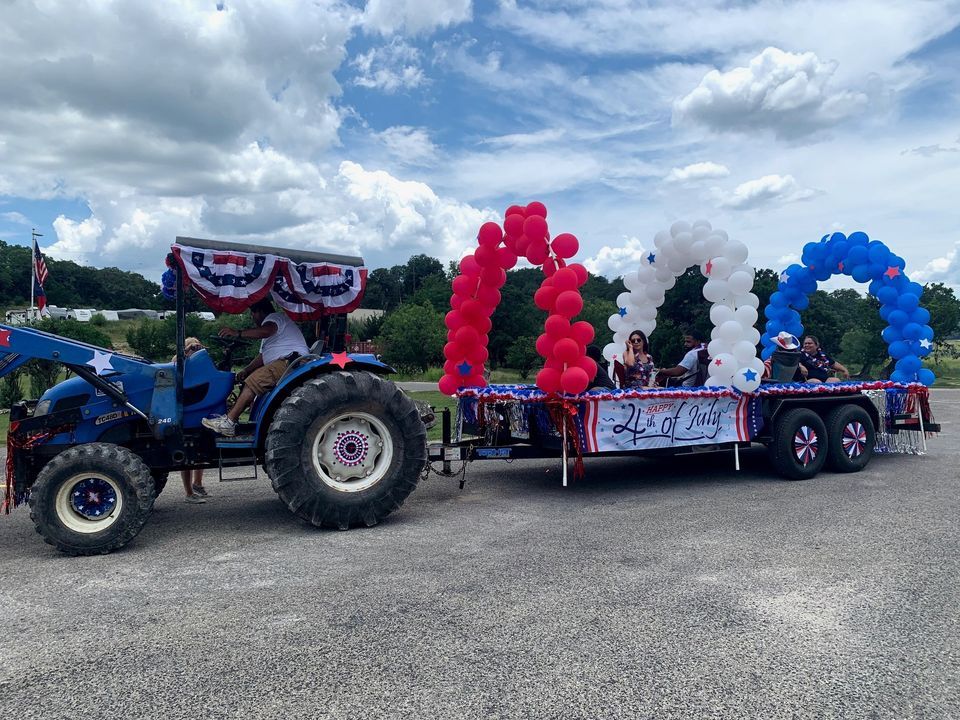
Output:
top-left (405, 390), bottom-right (458, 442)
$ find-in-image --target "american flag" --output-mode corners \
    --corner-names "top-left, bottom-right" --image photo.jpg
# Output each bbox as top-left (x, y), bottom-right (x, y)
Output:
top-left (34, 239), bottom-right (49, 285)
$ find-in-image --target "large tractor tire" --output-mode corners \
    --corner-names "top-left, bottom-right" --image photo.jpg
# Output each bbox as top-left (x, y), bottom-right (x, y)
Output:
top-left (768, 407), bottom-right (828, 480)
top-left (264, 371), bottom-right (427, 530)
top-left (29, 443), bottom-right (156, 556)
top-left (152, 472), bottom-right (169, 497)
top-left (825, 405), bottom-right (875, 473)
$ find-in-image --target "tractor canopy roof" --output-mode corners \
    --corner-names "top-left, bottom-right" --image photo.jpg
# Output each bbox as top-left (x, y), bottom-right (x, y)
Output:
top-left (170, 236), bottom-right (367, 321)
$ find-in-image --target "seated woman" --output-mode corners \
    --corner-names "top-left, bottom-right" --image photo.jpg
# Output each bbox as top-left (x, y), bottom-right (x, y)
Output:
top-left (799, 335), bottom-right (850, 383)
top-left (621, 330), bottom-right (656, 388)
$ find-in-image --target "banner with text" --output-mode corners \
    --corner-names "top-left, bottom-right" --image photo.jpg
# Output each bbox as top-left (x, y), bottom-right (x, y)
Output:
top-left (581, 394), bottom-right (763, 453)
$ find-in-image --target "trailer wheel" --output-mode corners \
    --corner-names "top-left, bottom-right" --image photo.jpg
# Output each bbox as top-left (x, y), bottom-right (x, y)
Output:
top-left (29, 444), bottom-right (155, 556)
top-left (825, 405), bottom-right (875, 473)
top-left (264, 371), bottom-right (426, 530)
top-left (768, 408), bottom-right (828, 480)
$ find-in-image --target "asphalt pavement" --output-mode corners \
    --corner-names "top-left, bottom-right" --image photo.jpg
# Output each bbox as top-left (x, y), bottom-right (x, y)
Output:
top-left (1, 391), bottom-right (958, 719)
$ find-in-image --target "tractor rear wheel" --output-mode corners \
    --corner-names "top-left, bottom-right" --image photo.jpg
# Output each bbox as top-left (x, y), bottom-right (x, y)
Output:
top-left (264, 371), bottom-right (426, 530)
top-left (29, 443), bottom-right (155, 556)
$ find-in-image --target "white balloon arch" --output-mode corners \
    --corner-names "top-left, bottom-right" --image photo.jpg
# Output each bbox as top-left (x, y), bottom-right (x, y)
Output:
top-left (604, 219), bottom-right (765, 392)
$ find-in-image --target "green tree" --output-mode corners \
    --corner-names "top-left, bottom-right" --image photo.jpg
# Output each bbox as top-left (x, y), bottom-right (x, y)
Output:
top-left (922, 283), bottom-right (960, 365)
top-left (376, 303), bottom-right (445, 373)
top-left (505, 336), bottom-right (540, 379)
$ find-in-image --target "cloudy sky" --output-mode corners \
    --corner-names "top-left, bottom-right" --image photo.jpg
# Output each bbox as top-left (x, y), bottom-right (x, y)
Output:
top-left (1, 0), bottom-right (958, 288)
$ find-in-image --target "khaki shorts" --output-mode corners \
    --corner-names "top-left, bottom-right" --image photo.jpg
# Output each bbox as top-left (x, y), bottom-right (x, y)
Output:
top-left (244, 359), bottom-right (288, 395)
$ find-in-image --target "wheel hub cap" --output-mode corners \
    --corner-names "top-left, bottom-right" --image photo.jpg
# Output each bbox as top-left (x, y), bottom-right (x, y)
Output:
top-left (316, 416), bottom-right (385, 484)
top-left (71, 477), bottom-right (118, 519)
top-left (842, 421), bottom-right (867, 458)
top-left (793, 426), bottom-right (819, 466)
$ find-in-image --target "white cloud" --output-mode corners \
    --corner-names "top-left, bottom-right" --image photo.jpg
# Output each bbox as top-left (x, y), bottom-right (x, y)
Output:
top-left (0, 211), bottom-right (30, 225)
top-left (717, 174), bottom-right (821, 210)
top-left (47, 216), bottom-right (104, 264)
top-left (675, 47), bottom-right (868, 139)
top-left (665, 161), bottom-right (730, 183)
top-left (351, 40), bottom-right (425, 92)
top-left (584, 237), bottom-right (649, 279)
top-left (914, 244), bottom-right (960, 285)
top-left (361, 0), bottom-right (472, 36)
top-left (374, 126), bottom-right (439, 165)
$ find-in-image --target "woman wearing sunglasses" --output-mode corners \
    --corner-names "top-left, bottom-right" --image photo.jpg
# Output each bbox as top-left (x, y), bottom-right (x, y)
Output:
top-left (622, 330), bottom-right (656, 388)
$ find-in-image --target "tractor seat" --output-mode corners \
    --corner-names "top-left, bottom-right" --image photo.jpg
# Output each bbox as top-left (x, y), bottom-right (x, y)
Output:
top-left (279, 353), bottom-right (319, 383)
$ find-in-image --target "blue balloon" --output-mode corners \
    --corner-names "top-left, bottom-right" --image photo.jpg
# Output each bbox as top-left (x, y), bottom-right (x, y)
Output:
top-left (907, 281), bottom-right (923, 298)
top-left (889, 253), bottom-right (906, 270)
top-left (830, 232), bottom-right (847, 243)
top-left (879, 305), bottom-right (892, 321)
top-left (852, 264), bottom-right (872, 283)
top-left (916, 341), bottom-right (932, 357)
top-left (876, 286), bottom-right (898, 305)
top-left (921, 325), bottom-right (934, 341)
top-left (763, 305), bottom-right (779, 320)
top-left (847, 246), bottom-right (869, 266)
top-left (909, 307), bottom-right (930, 325)
top-left (897, 293), bottom-right (920, 312)
top-left (868, 263), bottom-right (886, 280)
top-left (847, 231), bottom-right (869, 245)
top-left (770, 291), bottom-right (788, 307)
top-left (814, 266), bottom-right (832, 282)
top-left (882, 326), bottom-right (903, 343)
top-left (868, 243), bottom-right (890, 266)
top-left (793, 295), bottom-right (810, 311)
top-left (902, 322), bottom-right (923, 340)
top-left (832, 240), bottom-right (849, 260)
top-left (786, 323), bottom-right (803, 337)
top-left (761, 346), bottom-right (775, 360)
top-left (918, 368), bottom-right (936, 386)
top-left (888, 310), bottom-right (909, 328)
top-left (897, 355), bottom-right (922, 374)
top-left (889, 340), bottom-right (910, 359)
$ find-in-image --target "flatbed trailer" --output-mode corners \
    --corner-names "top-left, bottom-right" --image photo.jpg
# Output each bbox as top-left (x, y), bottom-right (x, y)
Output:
top-left (427, 381), bottom-right (938, 485)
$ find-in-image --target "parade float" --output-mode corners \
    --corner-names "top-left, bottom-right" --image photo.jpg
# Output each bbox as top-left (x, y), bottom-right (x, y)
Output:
top-left (427, 204), bottom-right (938, 484)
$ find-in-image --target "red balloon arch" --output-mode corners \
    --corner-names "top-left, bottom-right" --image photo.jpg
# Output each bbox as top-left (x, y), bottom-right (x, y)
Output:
top-left (439, 202), bottom-right (597, 396)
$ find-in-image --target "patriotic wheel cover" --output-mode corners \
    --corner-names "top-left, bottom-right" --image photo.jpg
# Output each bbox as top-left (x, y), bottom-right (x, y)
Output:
top-left (54, 473), bottom-right (124, 534)
top-left (842, 421), bottom-right (867, 459)
top-left (793, 425), bottom-right (819, 466)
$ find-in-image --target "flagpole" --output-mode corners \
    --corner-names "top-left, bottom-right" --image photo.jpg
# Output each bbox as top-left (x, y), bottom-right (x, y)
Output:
top-left (31, 228), bottom-right (43, 318)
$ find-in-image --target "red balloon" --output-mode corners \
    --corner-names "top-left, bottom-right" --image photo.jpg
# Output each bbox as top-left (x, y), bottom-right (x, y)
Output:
top-left (445, 310), bottom-right (467, 331)
top-left (476, 285), bottom-right (501, 307)
top-left (545, 314), bottom-right (571, 339)
top-left (552, 267), bottom-right (577, 292)
top-left (467, 345), bottom-right (489, 365)
top-left (551, 233), bottom-right (579, 259)
top-left (535, 333), bottom-right (553, 357)
top-left (542, 257), bottom-right (557, 277)
top-left (570, 320), bottom-right (595, 345)
top-left (450, 294), bottom-right (463, 310)
top-left (446, 329), bottom-right (456, 342)
top-left (476, 315), bottom-right (492, 334)
top-left (526, 239), bottom-right (549, 265)
top-left (561, 367), bottom-right (589, 395)
top-left (567, 263), bottom-right (588, 286)
top-left (459, 255), bottom-right (480, 277)
top-left (504, 204), bottom-right (525, 218)
top-left (455, 325), bottom-right (480, 347)
top-left (536, 367), bottom-right (562, 393)
top-left (553, 338), bottom-right (580, 363)
top-left (577, 356), bottom-right (597, 379)
top-left (460, 299), bottom-right (486, 322)
top-left (452, 274), bottom-right (475, 297)
top-left (480, 266), bottom-right (506, 287)
top-left (497, 247), bottom-right (518, 270)
top-left (503, 213), bottom-right (525, 238)
top-left (555, 257), bottom-right (567, 269)
top-left (514, 235), bottom-right (530, 255)
top-left (554, 290), bottom-right (583, 318)
top-left (526, 201), bottom-right (547, 218)
top-left (438, 374), bottom-right (459, 395)
top-left (524, 215), bottom-right (548, 242)
top-left (502, 235), bottom-right (517, 253)
top-left (466, 374), bottom-right (486, 388)
top-left (474, 243), bottom-right (498, 268)
top-left (478, 222), bottom-right (503, 247)
top-left (545, 357), bottom-right (564, 371)
top-left (534, 285), bottom-right (559, 311)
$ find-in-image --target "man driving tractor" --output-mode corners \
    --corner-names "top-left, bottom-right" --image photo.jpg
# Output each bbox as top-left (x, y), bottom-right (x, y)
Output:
top-left (202, 297), bottom-right (308, 436)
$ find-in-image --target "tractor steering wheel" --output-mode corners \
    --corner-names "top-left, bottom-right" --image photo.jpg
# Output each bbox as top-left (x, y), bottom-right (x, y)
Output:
top-left (208, 334), bottom-right (253, 372)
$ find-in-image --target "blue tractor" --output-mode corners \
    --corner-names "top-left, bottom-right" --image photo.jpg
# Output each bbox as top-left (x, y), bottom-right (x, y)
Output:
top-left (1, 237), bottom-right (427, 555)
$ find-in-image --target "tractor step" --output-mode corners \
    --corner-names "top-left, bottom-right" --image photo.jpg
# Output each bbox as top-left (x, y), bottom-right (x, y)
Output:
top-left (216, 434), bottom-right (259, 482)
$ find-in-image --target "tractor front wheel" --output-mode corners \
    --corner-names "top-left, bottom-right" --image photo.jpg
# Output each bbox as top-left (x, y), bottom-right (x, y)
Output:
top-left (29, 443), bottom-right (155, 556)
top-left (265, 371), bottom-right (426, 530)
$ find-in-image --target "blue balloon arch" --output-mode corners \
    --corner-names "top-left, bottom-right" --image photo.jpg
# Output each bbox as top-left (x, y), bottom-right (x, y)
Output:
top-left (761, 231), bottom-right (935, 386)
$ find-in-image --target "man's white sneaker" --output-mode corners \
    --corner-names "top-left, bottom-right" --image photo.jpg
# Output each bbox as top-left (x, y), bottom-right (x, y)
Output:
top-left (202, 415), bottom-right (236, 436)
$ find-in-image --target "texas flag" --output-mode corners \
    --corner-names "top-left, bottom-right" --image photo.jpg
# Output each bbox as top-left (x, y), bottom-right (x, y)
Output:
top-left (34, 238), bottom-right (50, 316)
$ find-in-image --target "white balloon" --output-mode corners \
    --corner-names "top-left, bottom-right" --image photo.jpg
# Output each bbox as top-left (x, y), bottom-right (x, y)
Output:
top-left (746, 327), bottom-right (761, 345)
top-left (706, 256), bottom-right (732, 280)
top-left (707, 338), bottom-right (729, 357)
top-left (622, 271), bottom-right (640, 292)
top-left (660, 274), bottom-right (677, 291)
top-left (608, 314), bottom-right (623, 332)
top-left (712, 229), bottom-right (729, 243)
top-left (718, 320), bottom-right (744, 343)
top-left (703, 279), bottom-right (730, 303)
top-left (710, 326), bottom-right (720, 341)
top-left (710, 304), bottom-right (736, 326)
top-left (636, 265), bottom-right (655, 283)
top-left (710, 353), bottom-right (737, 380)
top-left (692, 219), bottom-right (712, 231)
top-left (653, 230), bottom-right (671, 248)
top-left (734, 305), bottom-right (758, 327)
top-left (732, 368), bottom-right (761, 393)
top-left (736, 293), bottom-right (760, 309)
top-left (749, 357), bottom-right (766, 374)
top-left (616, 291), bottom-right (632, 308)
top-left (674, 231), bottom-right (694, 256)
top-left (602, 342), bottom-right (620, 363)
top-left (704, 233), bottom-right (726, 257)
top-left (690, 241), bottom-right (707, 263)
top-left (636, 320), bottom-right (655, 337)
top-left (654, 268), bottom-right (674, 284)
top-left (668, 255), bottom-right (688, 274)
top-left (731, 263), bottom-right (756, 279)
top-left (670, 220), bottom-right (692, 237)
top-left (728, 270), bottom-right (753, 295)
top-left (732, 340), bottom-right (757, 364)
top-left (637, 304), bottom-right (658, 320)
top-left (723, 240), bottom-right (749, 265)
top-left (614, 329), bottom-right (630, 344)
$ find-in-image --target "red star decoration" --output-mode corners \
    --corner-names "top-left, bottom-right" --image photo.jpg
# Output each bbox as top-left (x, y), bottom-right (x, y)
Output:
top-left (837, 261), bottom-right (844, 271)
top-left (330, 351), bottom-right (352, 369)
top-left (0, 328), bottom-right (10, 346)
top-left (705, 260), bottom-right (713, 275)
top-left (714, 358), bottom-right (724, 366)
top-left (884, 266), bottom-right (901, 279)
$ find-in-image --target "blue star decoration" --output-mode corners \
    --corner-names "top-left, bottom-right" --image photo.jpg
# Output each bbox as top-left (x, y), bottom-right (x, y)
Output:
top-left (647, 253), bottom-right (656, 264)
top-left (457, 361), bottom-right (472, 375)
top-left (743, 369), bottom-right (758, 382)
top-left (618, 307), bottom-right (627, 317)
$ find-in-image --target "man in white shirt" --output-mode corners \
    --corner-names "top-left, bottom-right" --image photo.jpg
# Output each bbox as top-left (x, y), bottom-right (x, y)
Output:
top-left (202, 298), bottom-right (309, 436)
top-left (655, 328), bottom-right (708, 387)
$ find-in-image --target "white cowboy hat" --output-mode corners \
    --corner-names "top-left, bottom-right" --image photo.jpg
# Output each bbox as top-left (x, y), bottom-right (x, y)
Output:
top-left (774, 331), bottom-right (800, 350)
